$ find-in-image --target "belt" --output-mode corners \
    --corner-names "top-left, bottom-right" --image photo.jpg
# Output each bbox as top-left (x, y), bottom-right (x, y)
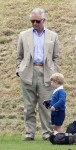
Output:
top-left (33, 63), bottom-right (43, 66)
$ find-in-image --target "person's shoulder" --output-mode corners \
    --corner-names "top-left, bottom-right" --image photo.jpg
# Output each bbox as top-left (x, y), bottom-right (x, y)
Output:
top-left (20, 28), bottom-right (33, 35)
top-left (58, 88), bottom-right (66, 95)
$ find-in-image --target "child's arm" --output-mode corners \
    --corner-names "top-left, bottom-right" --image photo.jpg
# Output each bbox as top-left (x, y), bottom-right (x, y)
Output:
top-left (53, 90), bottom-right (66, 110)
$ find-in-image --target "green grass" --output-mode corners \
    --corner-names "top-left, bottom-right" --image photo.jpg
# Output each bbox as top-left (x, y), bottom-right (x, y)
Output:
top-left (0, 136), bottom-right (76, 150)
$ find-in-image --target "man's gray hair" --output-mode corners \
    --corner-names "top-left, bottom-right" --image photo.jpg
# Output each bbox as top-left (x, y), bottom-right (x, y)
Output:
top-left (30, 8), bottom-right (45, 19)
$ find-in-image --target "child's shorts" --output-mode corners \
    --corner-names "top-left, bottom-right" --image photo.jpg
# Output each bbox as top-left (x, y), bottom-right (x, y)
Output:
top-left (51, 110), bottom-right (65, 126)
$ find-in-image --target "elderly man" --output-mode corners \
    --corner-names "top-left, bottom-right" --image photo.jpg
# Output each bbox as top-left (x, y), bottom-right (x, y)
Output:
top-left (16, 8), bottom-right (59, 140)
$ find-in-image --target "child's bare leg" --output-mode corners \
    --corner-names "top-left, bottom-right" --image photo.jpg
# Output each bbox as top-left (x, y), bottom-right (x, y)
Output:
top-left (51, 125), bottom-right (63, 132)
top-left (54, 125), bottom-right (63, 133)
top-left (51, 125), bottom-right (55, 131)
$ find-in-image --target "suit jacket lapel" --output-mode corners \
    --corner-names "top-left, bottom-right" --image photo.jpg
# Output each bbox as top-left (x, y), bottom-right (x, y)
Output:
top-left (27, 28), bottom-right (34, 58)
top-left (44, 29), bottom-right (51, 60)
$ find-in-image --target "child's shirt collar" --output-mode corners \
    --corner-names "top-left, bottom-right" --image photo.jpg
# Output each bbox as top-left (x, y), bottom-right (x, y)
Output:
top-left (53, 86), bottom-right (63, 94)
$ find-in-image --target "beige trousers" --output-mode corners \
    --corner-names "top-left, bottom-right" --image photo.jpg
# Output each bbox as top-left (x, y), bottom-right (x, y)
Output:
top-left (21, 66), bottom-right (53, 139)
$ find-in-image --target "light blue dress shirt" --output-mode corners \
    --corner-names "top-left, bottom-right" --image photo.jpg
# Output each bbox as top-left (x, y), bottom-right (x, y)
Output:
top-left (33, 29), bottom-right (45, 64)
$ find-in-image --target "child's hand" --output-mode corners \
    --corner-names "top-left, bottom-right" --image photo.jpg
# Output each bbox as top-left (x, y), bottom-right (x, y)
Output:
top-left (50, 106), bottom-right (55, 111)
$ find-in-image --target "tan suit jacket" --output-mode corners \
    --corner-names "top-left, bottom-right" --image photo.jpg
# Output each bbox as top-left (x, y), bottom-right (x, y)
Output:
top-left (16, 27), bottom-right (59, 86)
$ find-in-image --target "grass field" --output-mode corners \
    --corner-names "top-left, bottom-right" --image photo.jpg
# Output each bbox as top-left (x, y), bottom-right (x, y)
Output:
top-left (0, 0), bottom-right (76, 135)
top-left (0, 136), bottom-right (76, 150)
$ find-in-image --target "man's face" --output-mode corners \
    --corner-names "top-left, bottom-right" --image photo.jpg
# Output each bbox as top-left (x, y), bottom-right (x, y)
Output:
top-left (30, 13), bottom-right (45, 32)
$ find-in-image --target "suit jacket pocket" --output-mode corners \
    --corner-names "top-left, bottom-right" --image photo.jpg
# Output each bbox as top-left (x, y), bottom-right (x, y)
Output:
top-left (19, 53), bottom-right (31, 72)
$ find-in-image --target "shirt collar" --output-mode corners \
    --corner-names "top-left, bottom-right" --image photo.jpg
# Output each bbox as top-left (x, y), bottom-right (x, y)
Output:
top-left (33, 27), bottom-right (45, 34)
top-left (53, 86), bottom-right (63, 94)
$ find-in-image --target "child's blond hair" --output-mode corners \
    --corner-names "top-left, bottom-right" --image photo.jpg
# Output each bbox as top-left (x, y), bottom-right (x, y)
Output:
top-left (50, 73), bottom-right (64, 85)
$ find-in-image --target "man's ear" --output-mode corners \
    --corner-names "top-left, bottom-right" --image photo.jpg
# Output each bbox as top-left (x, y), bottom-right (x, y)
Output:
top-left (43, 19), bottom-right (45, 23)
